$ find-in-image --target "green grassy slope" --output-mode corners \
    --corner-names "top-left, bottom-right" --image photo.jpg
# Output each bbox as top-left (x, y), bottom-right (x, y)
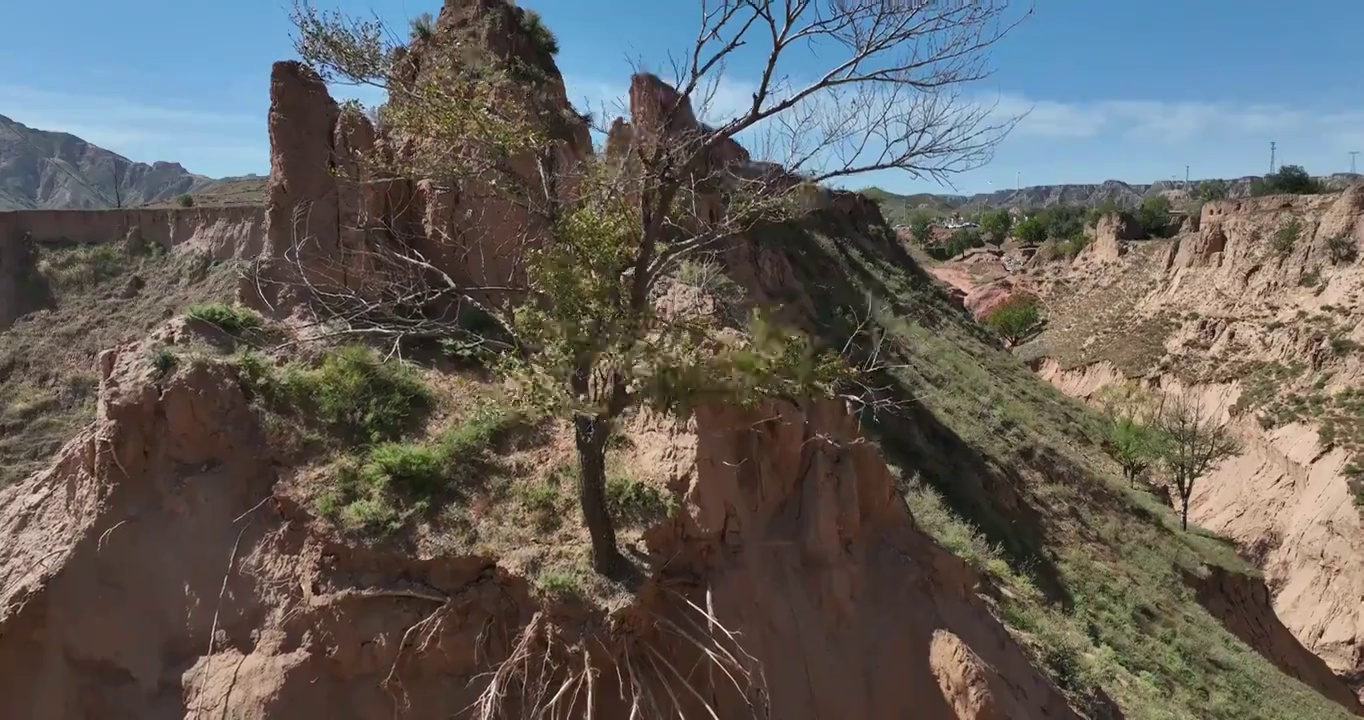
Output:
top-left (758, 210), bottom-right (1355, 720)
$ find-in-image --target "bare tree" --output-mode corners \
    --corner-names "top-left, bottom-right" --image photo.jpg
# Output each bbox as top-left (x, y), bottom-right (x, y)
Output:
top-left (287, 0), bottom-right (1028, 575)
top-left (1154, 395), bottom-right (1239, 530)
top-left (109, 159), bottom-right (125, 209)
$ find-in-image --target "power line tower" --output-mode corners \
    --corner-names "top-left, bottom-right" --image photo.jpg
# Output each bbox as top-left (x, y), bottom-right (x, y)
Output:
top-left (1351, 151), bottom-right (1359, 174)
top-left (1269, 141), bottom-right (1276, 174)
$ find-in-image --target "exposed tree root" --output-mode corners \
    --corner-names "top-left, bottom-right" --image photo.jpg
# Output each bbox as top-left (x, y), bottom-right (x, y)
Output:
top-left (468, 585), bottom-right (769, 720)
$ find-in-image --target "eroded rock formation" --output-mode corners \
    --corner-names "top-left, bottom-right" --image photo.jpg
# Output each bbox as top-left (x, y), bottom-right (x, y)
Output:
top-left (0, 334), bottom-right (1084, 719)
top-left (0, 206), bottom-right (265, 330)
top-left (1019, 185), bottom-right (1364, 704)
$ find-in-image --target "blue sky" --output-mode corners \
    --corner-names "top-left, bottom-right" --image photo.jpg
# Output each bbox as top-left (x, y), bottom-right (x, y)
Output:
top-left (3, 0), bottom-right (1362, 194)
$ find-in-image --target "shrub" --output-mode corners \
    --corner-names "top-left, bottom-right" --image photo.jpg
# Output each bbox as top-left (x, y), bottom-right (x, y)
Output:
top-left (1251, 164), bottom-right (1323, 196)
top-left (907, 210), bottom-right (934, 245)
top-left (1271, 219), bottom-right (1301, 257)
top-left (1135, 195), bottom-right (1172, 238)
top-left (1331, 337), bottom-right (1359, 355)
top-left (409, 11), bottom-right (434, 40)
top-left (984, 295), bottom-right (1042, 346)
top-left (35, 243), bottom-right (128, 288)
top-left (1194, 179), bottom-right (1229, 202)
top-left (186, 302), bottom-right (263, 338)
top-left (604, 473), bottom-right (672, 526)
top-left (149, 345), bottom-right (177, 376)
top-left (1033, 205), bottom-right (1087, 241)
top-left (1108, 414), bottom-right (1160, 486)
top-left (1299, 269), bottom-right (1321, 287)
top-left (176, 193), bottom-right (195, 208)
top-left (1326, 235), bottom-right (1358, 264)
top-left (1014, 216), bottom-right (1047, 245)
top-left (944, 228), bottom-right (984, 257)
top-left (674, 256), bottom-right (746, 311)
top-left (282, 346), bottom-right (433, 444)
top-left (317, 401), bottom-right (527, 533)
top-left (519, 8), bottom-right (559, 57)
top-left (438, 402), bottom-right (528, 483)
top-left (514, 481), bottom-right (561, 514)
top-left (537, 570), bottom-right (583, 599)
top-left (979, 209), bottom-right (1012, 244)
top-left (1086, 199), bottom-right (1123, 228)
top-left (359, 441), bottom-right (449, 500)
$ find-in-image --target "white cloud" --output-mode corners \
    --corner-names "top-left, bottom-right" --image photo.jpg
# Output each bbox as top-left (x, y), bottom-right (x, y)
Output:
top-left (988, 93), bottom-right (1364, 148)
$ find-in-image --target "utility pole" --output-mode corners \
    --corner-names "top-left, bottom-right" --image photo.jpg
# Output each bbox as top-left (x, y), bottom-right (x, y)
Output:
top-left (1351, 151), bottom-right (1359, 175)
top-left (1269, 141), bottom-right (1276, 174)
top-left (1185, 165), bottom-right (1190, 190)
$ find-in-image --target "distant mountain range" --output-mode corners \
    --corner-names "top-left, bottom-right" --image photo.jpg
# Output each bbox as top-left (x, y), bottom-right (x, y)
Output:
top-left (0, 114), bottom-right (264, 210)
top-left (863, 174), bottom-right (1364, 225)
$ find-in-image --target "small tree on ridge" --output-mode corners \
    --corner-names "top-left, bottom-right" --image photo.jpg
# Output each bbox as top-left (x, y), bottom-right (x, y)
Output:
top-left (1154, 395), bottom-right (1238, 531)
top-left (289, 0), bottom-right (1029, 576)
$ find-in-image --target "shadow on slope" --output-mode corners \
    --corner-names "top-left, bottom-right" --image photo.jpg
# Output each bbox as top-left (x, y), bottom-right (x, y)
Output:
top-left (741, 208), bottom-right (1359, 720)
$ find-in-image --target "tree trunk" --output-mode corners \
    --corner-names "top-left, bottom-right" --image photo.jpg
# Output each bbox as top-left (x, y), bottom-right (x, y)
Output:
top-left (1180, 493), bottom-right (1190, 531)
top-left (574, 413), bottom-right (623, 576)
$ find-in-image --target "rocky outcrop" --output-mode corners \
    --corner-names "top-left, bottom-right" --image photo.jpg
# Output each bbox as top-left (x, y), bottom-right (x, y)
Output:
top-left (1084, 212), bottom-right (1139, 262)
top-left (652, 400), bottom-right (1085, 720)
top-left (251, 0), bottom-right (596, 316)
top-left (0, 335), bottom-right (1083, 719)
top-left (1188, 566), bottom-right (1364, 714)
top-left (0, 342), bottom-right (540, 718)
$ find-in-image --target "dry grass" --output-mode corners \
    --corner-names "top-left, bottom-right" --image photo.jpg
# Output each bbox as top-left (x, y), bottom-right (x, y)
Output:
top-left (0, 241), bottom-right (239, 485)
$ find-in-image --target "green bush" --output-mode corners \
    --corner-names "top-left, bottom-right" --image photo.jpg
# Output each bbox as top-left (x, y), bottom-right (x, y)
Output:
top-left (1271, 219), bottom-right (1301, 258)
top-left (907, 210), bottom-right (934, 245)
top-left (1194, 179), bottom-right (1229, 202)
top-left (1135, 195), bottom-right (1172, 238)
top-left (438, 403), bottom-right (528, 483)
top-left (282, 346), bottom-right (433, 444)
top-left (317, 401), bottom-right (527, 533)
top-left (537, 570), bottom-right (583, 599)
top-left (944, 228), bottom-right (985, 257)
top-left (1014, 216), bottom-right (1047, 245)
top-left (984, 295), bottom-right (1042, 346)
top-left (186, 303), bottom-right (263, 338)
top-left (409, 11), bottom-right (434, 40)
top-left (519, 8), bottom-right (559, 57)
top-left (149, 345), bottom-right (177, 376)
top-left (1251, 165), bottom-right (1323, 196)
top-left (979, 209), bottom-right (1012, 244)
top-left (176, 193), bottom-right (195, 208)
